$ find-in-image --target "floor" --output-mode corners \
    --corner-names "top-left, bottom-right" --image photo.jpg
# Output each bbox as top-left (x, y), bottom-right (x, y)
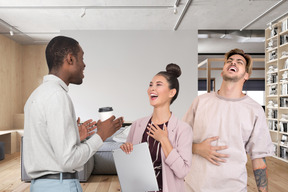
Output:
top-left (1, 152), bottom-right (288, 192)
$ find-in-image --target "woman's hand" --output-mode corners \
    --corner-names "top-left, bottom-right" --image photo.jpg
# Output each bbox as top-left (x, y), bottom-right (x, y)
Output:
top-left (120, 142), bottom-right (133, 154)
top-left (146, 123), bottom-right (168, 142)
top-left (147, 123), bottom-right (172, 158)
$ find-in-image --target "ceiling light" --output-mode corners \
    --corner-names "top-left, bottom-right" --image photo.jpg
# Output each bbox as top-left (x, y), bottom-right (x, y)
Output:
top-left (198, 34), bottom-right (209, 39)
top-left (80, 8), bottom-right (86, 18)
top-left (173, 5), bottom-right (177, 14)
top-left (220, 31), bottom-right (227, 39)
top-left (9, 27), bottom-right (13, 36)
top-left (238, 37), bottom-right (265, 43)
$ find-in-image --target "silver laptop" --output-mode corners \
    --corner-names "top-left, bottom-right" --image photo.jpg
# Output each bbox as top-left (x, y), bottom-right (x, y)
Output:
top-left (112, 142), bottom-right (159, 192)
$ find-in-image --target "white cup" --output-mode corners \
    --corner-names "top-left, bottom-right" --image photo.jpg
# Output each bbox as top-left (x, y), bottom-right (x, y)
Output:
top-left (99, 107), bottom-right (113, 121)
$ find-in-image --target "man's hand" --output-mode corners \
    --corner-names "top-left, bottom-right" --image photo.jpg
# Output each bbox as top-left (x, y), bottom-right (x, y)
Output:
top-left (96, 115), bottom-right (124, 141)
top-left (77, 117), bottom-right (97, 141)
top-left (193, 136), bottom-right (229, 166)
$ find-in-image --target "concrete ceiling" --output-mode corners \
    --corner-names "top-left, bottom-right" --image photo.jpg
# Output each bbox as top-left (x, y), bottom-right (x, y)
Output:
top-left (0, 0), bottom-right (288, 53)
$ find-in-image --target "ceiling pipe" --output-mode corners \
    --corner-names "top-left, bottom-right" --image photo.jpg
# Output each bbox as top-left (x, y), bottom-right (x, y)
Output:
top-left (240, 0), bottom-right (285, 31)
top-left (0, 19), bottom-right (55, 37)
top-left (174, 0), bottom-right (181, 14)
top-left (0, 19), bottom-right (34, 43)
top-left (267, 10), bottom-right (288, 26)
top-left (0, 32), bottom-right (59, 35)
top-left (0, 5), bottom-right (173, 9)
top-left (174, 0), bottom-right (192, 31)
top-left (175, 0), bottom-right (181, 7)
top-left (0, 19), bottom-right (18, 35)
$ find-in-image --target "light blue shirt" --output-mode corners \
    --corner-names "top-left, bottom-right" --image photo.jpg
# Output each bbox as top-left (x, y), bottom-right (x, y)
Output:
top-left (23, 74), bottom-right (103, 179)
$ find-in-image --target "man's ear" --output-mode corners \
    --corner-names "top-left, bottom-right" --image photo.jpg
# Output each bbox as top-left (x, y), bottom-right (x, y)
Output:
top-left (66, 53), bottom-right (73, 65)
top-left (244, 72), bottom-right (249, 81)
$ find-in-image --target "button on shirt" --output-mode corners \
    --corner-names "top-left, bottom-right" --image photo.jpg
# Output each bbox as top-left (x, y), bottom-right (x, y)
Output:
top-left (23, 75), bottom-right (103, 179)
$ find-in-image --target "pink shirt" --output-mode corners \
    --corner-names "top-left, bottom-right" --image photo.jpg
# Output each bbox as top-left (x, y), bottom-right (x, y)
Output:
top-left (183, 92), bottom-right (274, 192)
top-left (127, 114), bottom-right (193, 192)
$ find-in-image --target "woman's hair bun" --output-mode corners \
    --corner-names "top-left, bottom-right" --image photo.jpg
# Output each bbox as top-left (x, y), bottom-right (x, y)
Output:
top-left (166, 63), bottom-right (181, 78)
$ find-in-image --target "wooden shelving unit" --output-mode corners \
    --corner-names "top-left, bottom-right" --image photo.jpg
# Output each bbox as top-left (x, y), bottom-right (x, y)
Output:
top-left (265, 16), bottom-right (288, 163)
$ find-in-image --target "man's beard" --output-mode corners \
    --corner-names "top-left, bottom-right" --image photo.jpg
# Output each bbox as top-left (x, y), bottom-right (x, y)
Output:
top-left (222, 71), bottom-right (246, 82)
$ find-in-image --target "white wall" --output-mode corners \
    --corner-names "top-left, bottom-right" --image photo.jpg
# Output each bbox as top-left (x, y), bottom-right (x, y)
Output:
top-left (62, 30), bottom-right (198, 122)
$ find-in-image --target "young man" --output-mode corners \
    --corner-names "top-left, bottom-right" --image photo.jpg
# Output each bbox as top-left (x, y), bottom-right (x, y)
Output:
top-left (183, 49), bottom-right (274, 192)
top-left (23, 36), bottom-right (123, 192)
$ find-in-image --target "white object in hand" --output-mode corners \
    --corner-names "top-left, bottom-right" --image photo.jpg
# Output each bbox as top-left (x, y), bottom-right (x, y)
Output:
top-left (99, 107), bottom-right (113, 121)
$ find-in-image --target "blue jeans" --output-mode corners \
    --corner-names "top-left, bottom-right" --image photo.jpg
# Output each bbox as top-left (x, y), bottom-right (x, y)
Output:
top-left (30, 173), bottom-right (82, 192)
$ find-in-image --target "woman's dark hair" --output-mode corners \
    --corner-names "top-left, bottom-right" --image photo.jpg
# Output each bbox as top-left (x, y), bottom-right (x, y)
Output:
top-left (157, 63), bottom-right (182, 104)
top-left (45, 36), bottom-right (80, 72)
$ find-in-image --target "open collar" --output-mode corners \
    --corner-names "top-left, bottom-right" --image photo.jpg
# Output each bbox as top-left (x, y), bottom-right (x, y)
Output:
top-left (43, 74), bottom-right (69, 92)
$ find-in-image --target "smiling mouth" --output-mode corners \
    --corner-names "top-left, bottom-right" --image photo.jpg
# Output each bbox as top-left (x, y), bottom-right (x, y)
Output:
top-left (228, 66), bottom-right (237, 72)
top-left (150, 93), bottom-right (158, 100)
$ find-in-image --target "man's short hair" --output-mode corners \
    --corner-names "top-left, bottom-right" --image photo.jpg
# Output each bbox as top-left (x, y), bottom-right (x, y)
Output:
top-left (45, 36), bottom-right (80, 71)
top-left (225, 48), bottom-right (253, 77)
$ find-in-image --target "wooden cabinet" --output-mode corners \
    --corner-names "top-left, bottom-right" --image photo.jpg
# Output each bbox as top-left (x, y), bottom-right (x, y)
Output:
top-left (266, 16), bottom-right (288, 162)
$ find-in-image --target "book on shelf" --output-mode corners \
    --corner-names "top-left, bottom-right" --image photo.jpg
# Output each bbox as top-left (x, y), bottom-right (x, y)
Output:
top-left (282, 18), bottom-right (288, 32)
top-left (280, 34), bottom-right (288, 46)
top-left (269, 50), bottom-right (277, 61)
top-left (271, 26), bottom-right (278, 37)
